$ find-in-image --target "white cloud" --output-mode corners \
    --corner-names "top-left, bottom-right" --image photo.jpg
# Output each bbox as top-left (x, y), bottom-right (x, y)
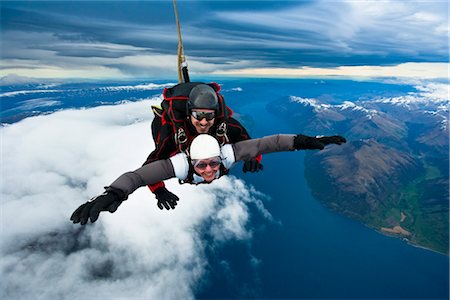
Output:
top-left (98, 82), bottom-right (176, 92)
top-left (14, 98), bottom-right (62, 110)
top-left (413, 82), bottom-right (450, 102)
top-left (0, 98), bottom-right (269, 299)
top-left (214, 62), bottom-right (449, 79)
top-left (0, 74), bottom-right (50, 86)
top-left (0, 63), bottom-right (127, 80)
top-left (371, 81), bottom-right (449, 132)
top-left (0, 89), bottom-right (61, 97)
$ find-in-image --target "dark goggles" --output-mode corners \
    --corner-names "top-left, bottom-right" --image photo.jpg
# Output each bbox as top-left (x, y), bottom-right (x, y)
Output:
top-left (192, 157), bottom-right (222, 170)
top-left (191, 111), bottom-right (215, 121)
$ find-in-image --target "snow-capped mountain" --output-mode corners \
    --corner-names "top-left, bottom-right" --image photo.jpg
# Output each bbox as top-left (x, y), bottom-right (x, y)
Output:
top-left (271, 83), bottom-right (449, 254)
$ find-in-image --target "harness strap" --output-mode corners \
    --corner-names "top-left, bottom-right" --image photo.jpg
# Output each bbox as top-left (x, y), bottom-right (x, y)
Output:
top-left (174, 126), bottom-right (188, 153)
top-left (216, 122), bottom-right (229, 145)
top-left (151, 105), bottom-right (164, 118)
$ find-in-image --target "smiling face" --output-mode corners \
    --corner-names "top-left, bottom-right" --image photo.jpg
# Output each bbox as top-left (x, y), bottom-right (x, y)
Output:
top-left (192, 157), bottom-right (221, 182)
top-left (190, 109), bottom-right (215, 133)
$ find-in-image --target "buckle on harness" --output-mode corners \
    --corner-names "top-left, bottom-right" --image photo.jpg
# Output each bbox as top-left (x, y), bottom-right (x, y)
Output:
top-left (216, 122), bottom-right (227, 136)
top-left (216, 122), bottom-right (229, 145)
top-left (176, 127), bottom-right (187, 145)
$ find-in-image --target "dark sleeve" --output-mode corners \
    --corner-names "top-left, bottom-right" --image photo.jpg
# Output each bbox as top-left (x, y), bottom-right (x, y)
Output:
top-left (109, 159), bottom-right (176, 197)
top-left (143, 118), bottom-right (177, 166)
top-left (232, 134), bottom-right (296, 162)
top-left (226, 117), bottom-right (251, 142)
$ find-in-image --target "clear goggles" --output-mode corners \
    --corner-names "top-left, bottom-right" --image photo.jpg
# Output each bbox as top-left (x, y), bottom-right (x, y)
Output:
top-left (192, 157), bottom-right (222, 170)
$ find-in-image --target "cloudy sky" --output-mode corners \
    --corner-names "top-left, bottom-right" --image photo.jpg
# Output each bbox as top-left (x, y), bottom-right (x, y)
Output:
top-left (1, 0), bottom-right (448, 79)
top-left (1, 2), bottom-right (448, 299)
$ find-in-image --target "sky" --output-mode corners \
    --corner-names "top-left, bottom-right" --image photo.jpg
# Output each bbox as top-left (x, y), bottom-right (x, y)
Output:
top-left (1, 2), bottom-right (449, 299)
top-left (0, 96), bottom-right (273, 299)
top-left (1, 0), bottom-right (449, 80)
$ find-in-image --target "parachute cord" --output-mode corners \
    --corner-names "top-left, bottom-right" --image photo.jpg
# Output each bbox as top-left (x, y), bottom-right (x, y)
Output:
top-left (173, 0), bottom-right (189, 83)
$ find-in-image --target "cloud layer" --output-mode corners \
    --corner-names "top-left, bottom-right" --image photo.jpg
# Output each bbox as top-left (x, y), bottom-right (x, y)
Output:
top-left (1, 99), bottom-right (268, 299)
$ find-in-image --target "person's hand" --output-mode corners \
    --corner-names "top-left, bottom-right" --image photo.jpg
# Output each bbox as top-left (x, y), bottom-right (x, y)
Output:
top-left (317, 135), bottom-right (346, 146)
top-left (70, 188), bottom-right (125, 225)
top-left (294, 134), bottom-right (346, 150)
top-left (154, 187), bottom-right (179, 210)
top-left (294, 134), bottom-right (326, 150)
top-left (242, 158), bottom-right (264, 173)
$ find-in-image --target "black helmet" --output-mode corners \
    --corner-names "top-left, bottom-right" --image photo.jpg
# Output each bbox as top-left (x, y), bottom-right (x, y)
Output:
top-left (187, 84), bottom-right (219, 112)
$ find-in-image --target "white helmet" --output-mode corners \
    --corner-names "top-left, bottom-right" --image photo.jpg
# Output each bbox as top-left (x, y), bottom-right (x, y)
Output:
top-left (189, 134), bottom-right (221, 160)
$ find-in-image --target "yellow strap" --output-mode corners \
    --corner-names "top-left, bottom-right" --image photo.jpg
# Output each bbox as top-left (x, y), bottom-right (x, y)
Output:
top-left (173, 0), bottom-right (185, 83)
top-left (151, 105), bottom-right (163, 117)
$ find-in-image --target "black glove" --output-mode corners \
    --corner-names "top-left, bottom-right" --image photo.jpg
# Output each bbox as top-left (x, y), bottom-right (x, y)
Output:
top-left (243, 158), bottom-right (264, 173)
top-left (317, 135), bottom-right (346, 146)
top-left (293, 134), bottom-right (346, 150)
top-left (70, 187), bottom-right (126, 225)
top-left (154, 187), bottom-right (179, 210)
top-left (294, 134), bottom-right (326, 150)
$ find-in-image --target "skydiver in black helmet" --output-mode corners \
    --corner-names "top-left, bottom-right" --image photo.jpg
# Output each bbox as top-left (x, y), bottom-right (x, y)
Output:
top-left (142, 82), bottom-right (263, 211)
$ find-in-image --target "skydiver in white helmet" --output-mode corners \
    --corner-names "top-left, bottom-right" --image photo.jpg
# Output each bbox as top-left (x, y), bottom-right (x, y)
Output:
top-left (71, 133), bottom-right (346, 225)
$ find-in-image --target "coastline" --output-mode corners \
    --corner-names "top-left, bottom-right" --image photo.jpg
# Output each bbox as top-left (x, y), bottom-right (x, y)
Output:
top-left (380, 225), bottom-right (411, 236)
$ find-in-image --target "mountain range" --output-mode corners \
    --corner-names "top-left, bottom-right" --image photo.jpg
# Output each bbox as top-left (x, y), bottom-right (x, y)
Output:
top-left (270, 88), bottom-right (449, 254)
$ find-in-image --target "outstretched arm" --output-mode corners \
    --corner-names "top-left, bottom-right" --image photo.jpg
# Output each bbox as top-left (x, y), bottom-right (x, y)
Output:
top-left (71, 158), bottom-right (177, 225)
top-left (231, 134), bottom-right (346, 162)
top-left (110, 159), bottom-right (176, 197)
